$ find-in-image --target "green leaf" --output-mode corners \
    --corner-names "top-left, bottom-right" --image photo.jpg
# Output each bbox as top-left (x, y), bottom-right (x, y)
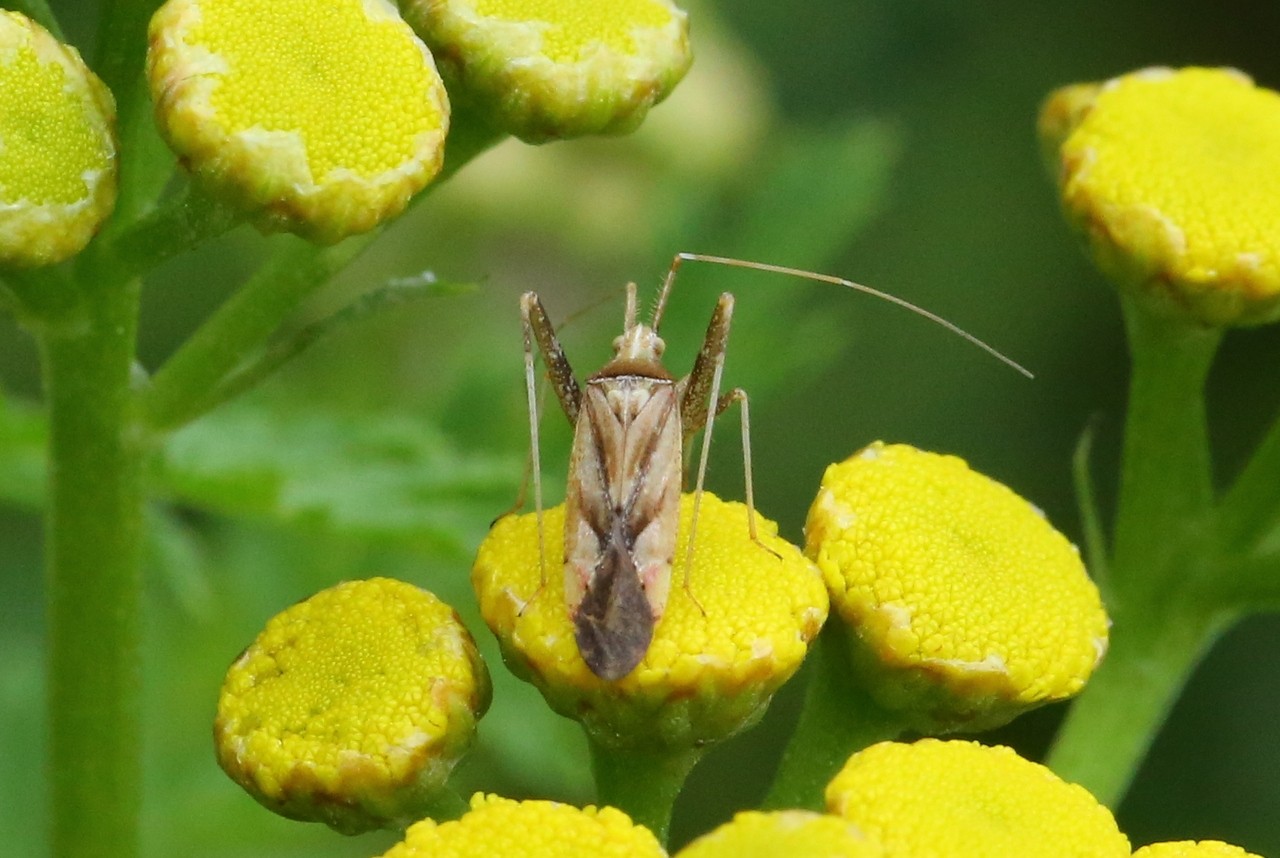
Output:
top-left (152, 402), bottom-right (519, 553)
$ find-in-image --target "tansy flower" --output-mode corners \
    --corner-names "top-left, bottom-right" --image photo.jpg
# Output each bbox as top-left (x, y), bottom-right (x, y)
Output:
top-left (1132, 843), bottom-right (1264, 858)
top-left (805, 442), bottom-right (1108, 733)
top-left (1042, 67), bottom-right (1280, 326)
top-left (214, 577), bottom-right (490, 834)
top-left (147, 0), bottom-right (449, 243)
top-left (674, 810), bottom-right (884, 858)
top-left (472, 493), bottom-right (827, 749)
top-left (399, 0), bottom-right (691, 142)
top-left (0, 11), bottom-right (116, 267)
top-left (379, 793), bottom-right (666, 857)
top-left (825, 739), bottom-right (1130, 857)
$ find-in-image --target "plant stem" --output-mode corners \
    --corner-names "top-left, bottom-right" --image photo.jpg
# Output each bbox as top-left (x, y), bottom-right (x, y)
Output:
top-left (763, 626), bottom-right (905, 811)
top-left (1110, 297), bottom-right (1220, 592)
top-left (588, 740), bottom-right (701, 845)
top-left (37, 268), bottom-right (145, 858)
top-left (1049, 296), bottom-right (1224, 805)
top-left (1046, 600), bottom-right (1222, 805)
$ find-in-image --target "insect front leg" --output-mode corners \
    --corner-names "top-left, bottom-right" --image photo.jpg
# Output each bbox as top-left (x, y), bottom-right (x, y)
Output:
top-left (520, 292), bottom-right (582, 606)
top-left (677, 293), bottom-right (776, 611)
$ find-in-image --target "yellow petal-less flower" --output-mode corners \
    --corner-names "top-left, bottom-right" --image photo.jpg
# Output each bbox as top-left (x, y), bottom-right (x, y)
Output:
top-left (674, 810), bottom-right (883, 858)
top-left (826, 739), bottom-right (1130, 857)
top-left (806, 442), bottom-right (1108, 733)
top-left (147, 0), bottom-right (449, 243)
top-left (399, 0), bottom-right (691, 142)
top-left (473, 493), bottom-right (828, 748)
top-left (0, 11), bottom-right (116, 267)
top-left (1132, 843), bottom-right (1264, 858)
top-left (1044, 66), bottom-right (1280, 326)
top-left (214, 577), bottom-right (490, 834)
top-left (380, 793), bottom-right (666, 857)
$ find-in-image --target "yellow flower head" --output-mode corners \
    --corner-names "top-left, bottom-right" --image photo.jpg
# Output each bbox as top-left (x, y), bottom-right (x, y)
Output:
top-left (805, 442), bottom-right (1109, 733)
top-left (1132, 843), bottom-right (1264, 858)
top-left (147, 0), bottom-right (449, 243)
top-left (825, 739), bottom-right (1130, 857)
top-left (1043, 66), bottom-right (1280, 326)
top-left (399, 0), bottom-right (692, 142)
top-left (214, 577), bottom-right (490, 834)
top-left (380, 793), bottom-right (666, 857)
top-left (674, 810), bottom-right (883, 858)
top-left (0, 11), bottom-right (116, 268)
top-left (472, 493), bottom-right (828, 749)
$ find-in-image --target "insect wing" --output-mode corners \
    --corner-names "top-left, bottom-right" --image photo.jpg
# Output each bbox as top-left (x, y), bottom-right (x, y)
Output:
top-left (564, 375), bottom-right (682, 679)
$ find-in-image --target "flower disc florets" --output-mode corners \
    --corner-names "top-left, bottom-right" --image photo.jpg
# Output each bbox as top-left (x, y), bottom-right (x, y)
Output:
top-left (380, 793), bottom-right (666, 857)
top-left (674, 810), bottom-right (883, 858)
top-left (214, 577), bottom-right (490, 833)
top-left (400, 0), bottom-right (692, 142)
top-left (805, 442), bottom-right (1108, 733)
top-left (825, 739), bottom-right (1130, 857)
top-left (472, 493), bottom-right (827, 749)
top-left (0, 11), bottom-right (116, 267)
top-left (1043, 66), bottom-right (1280, 326)
top-left (147, 0), bottom-right (449, 243)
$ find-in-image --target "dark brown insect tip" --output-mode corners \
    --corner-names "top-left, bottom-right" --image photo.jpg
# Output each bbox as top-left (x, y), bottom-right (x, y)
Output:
top-left (574, 542), bottom-right (656, 681)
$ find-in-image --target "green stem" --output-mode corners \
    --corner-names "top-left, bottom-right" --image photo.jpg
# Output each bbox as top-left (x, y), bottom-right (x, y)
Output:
top-left (1218, 405), bottom-right (1280, 555)
top-left (764, 626), bottom-right (906, 811)
top-left (588, 740), bottom-right (702, 844)
top-left (37, 270), bottom-right (145, 858)
top-left (139, 234), bottom-right (375, 431)
top-left (139, 113), bottom-right (503, 433)
top-left (113, 182), bottom-right (242, 276)
top-left (1046, 600), bottom-right (1223, 805)
top-left (1110, 297), bottom-right (1220, 590)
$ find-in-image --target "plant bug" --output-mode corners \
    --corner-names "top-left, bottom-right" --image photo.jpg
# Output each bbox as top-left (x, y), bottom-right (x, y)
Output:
top-left (520, 253), bottom-right (1030, 681)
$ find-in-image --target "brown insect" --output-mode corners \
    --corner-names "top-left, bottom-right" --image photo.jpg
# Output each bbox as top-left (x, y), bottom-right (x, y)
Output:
top-left (520, 253), bottom-right (1030, 680)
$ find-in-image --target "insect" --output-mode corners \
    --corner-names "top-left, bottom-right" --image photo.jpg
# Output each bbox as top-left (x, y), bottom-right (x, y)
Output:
top-left (520, 253), bottom-right (1030, 681)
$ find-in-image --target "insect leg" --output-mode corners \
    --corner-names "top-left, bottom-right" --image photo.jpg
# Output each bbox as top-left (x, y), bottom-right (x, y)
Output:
top-left (520, 292), bottom-right (582, 605)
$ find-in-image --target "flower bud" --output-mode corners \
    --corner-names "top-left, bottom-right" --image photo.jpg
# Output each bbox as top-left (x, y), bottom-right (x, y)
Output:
top-left (805, 442), bottom-right (1108, 733)
top-left (826, 739), bottom-right (1129, 857)
top-left (675, 810), bottom-right (882, 858)
top-left (380, 793), bottom-right (665, 857)
top-left (400, 0), bottom-right (692, 142)
top-left (472, 493), bottom-right (827, 750)
top-left (214, 577), bottom-right (490, 834)
top-left (1043, 67), bottom-right (1280, 326)
top-left (147, 0), bottom-right (449, 243)
top-left (0, 11), bottom-right (116, 267)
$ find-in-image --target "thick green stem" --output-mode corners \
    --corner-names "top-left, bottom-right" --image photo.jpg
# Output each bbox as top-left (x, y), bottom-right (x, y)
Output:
top-left (1046, 601), bottom-right (1222, 805)
top-left (1110, 298), bottom-right (1220, 589)
top-left (38, 272), bottom-right (145, 858)
top-left (764, 626), bottom-right (906, 811)
top-left (589, 741), bottom-right (701, 845)
top-left (1049, 297), bottom-right (1224, 805)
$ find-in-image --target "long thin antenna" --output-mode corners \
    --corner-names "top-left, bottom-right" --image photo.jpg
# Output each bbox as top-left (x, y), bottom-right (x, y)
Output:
top-left (664, 252), bottom-right (1034, 379)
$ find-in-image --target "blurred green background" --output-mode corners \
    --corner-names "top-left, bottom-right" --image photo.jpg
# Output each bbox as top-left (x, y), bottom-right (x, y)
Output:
top-left (2, 0), bottom-right (1279, 854)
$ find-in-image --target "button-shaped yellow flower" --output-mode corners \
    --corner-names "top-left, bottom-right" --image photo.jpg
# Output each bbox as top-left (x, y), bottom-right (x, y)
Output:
top-left (147, 0), bottom-right (449, 243)
top-left (674, 810), bottom-right (883, 858)
top-left (1133, 843), bottom-right (1264, 858)
top-left (473, 493), bottom-right (827, 748)
top-left (826, 739), bottom-right (1130, 857)
top-left (0, 11), bottom-right (116, 267)
top-left (399, 0), bottom-right (691, 143)
top-left (380, 793), bottom-right (666, 857)
top-left (806, 442), bottom-right (1108, 733)
top-left (1043, 67), bottom-right (1280, 326)
top-left (214, 577), bottom-right (490, 834)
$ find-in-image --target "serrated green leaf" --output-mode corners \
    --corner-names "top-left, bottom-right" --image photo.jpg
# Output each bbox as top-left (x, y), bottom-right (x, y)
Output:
top-left (154, 403), bottom-right (519, 553)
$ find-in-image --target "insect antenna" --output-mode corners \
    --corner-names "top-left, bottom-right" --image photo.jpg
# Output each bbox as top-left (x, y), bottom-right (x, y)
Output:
top-left (661, 252), bottom-right (1034, 378)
